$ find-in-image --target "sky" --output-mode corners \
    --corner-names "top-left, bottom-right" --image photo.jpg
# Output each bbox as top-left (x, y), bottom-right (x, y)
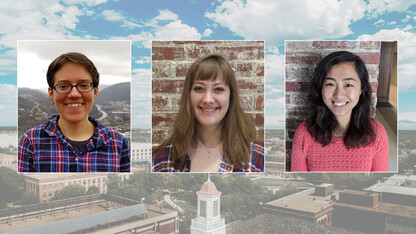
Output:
top-left (0, 0), bottom-right (415, 129)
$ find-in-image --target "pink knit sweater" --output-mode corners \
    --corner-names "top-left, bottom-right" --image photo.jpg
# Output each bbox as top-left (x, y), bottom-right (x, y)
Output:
top-left (291, 119), bottom-right (389, 172)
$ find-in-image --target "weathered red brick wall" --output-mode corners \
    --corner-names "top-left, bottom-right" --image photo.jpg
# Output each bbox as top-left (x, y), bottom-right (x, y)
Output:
top-left (285, 40), bottom-right (381, 171)
top-left (152, 41), bottom-right (265, 146)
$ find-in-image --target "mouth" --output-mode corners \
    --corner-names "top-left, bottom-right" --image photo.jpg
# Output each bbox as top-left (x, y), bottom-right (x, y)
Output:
top-left (65, 103), bottom-right (84, 108)
top-left (199, 106), bottom-right (219, 113)
top-left (332, 101), bottom-right (348, 107)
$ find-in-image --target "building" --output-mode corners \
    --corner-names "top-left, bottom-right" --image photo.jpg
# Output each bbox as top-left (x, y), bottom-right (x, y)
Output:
top-left (131, 142), bottom-right (152, 162)
top-left (265, 183), bottom-right (416, 233)
top-left (191, 176), bottom-right (226, 234)
top-left (264, 183), bottom-right (335, 225)
top-left (23, 168), bottom-right (139, 203)
top-left (1, 194), bottom-right (179, 234)
top-left (365, 173), bottom-right (416, 207)
top-left (0, 132), bottom-right (17, 148)
top-left (0, 153), bottom-right (17, 167)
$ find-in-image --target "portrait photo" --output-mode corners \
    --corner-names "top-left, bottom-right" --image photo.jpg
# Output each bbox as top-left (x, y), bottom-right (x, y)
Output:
top-left (285, 40), bottom-right (397, 172)
top-left (152, 41), bottom-right (265, 173)
top-left (17, 40), bottom-right (131, 173)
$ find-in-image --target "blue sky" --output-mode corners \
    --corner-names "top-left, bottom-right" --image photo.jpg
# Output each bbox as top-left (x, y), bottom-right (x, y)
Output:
top-left (0, 0), bottom-right (415, 129)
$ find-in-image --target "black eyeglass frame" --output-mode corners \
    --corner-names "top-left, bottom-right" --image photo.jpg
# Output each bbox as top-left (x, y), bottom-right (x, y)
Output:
top-left (53, 82), bottom-right (96, 94)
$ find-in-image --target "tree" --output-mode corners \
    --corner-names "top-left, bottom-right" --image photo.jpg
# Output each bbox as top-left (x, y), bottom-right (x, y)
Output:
top-left (106, 174), bottom-right (122, 194)
top-left (52, 184), bottom-right (85, 200)
top-left (21, 192), bottom-right (39, 205)
top-left (86, 186), bottom-right (100, 195)
top-left (0, 167), bottom-right (25, 204)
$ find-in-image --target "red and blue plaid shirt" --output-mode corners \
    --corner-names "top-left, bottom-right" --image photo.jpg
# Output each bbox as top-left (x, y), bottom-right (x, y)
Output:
top-left (18, 115), bottom-right (130, 173)
top-left (152, 142), bottom-right (264, 172)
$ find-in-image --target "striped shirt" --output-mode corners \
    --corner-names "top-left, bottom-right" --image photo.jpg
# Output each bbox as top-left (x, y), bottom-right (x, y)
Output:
top-left (152, 142), bottom-right (264, 172)
top-left (18, 115), bottom-right (130, 173)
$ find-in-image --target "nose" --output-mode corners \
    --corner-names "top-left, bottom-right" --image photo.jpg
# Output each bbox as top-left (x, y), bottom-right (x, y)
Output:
top-left (67, 85), bottom-right (82, 98)
top-left (202, 90), bottom-right (214, 104)
top-left (333, 86), bottom-right (345, 99)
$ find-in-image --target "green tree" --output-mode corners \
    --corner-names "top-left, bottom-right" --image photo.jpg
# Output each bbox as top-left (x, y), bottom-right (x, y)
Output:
top-left (0, 167), bottom-right (24, 204)
top-left (52, 184), bottom-right (86, 200)
top-left (21, 191), bottom-right (39, 205)
top-left (106, 174), bottom-right (122, 194)
top-left (86, 186), bottom-right (100, 195)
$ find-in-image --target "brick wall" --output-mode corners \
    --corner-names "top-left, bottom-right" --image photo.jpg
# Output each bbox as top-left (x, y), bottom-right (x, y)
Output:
top-left (285, 40), bottom-right (381, 171)
top-left (152, 41), bottom-right (265, 146)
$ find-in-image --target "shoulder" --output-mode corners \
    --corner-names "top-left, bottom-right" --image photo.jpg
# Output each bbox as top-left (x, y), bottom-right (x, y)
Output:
top-left (370, 118), bottom-right (388, 142)
top-left (20, 121), bottom-right (50, 141)
top-left (152, 144), bottom-right (175, 172)
top-left (90, 117), bottom-right (127, 141)
top-left (249, 141), bottom-right (264, 172)
top-left (295, 121), bottom-right (308, 134)
top-left (370, 119), bottom-right (386, 133)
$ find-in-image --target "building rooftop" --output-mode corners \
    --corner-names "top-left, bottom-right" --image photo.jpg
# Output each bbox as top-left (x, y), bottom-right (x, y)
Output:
top-left (266, 188), bottom-right (337, 213)
top-left (335, 199), bottom-right (416, 217)
top-left (365, 174), bottom-right (416, 196)
top-left (197, 180), bottom-right (221, 196)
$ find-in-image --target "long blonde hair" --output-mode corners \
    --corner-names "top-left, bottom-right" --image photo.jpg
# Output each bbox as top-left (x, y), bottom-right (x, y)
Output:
top-left (154, 54), bottom-right (260, 170)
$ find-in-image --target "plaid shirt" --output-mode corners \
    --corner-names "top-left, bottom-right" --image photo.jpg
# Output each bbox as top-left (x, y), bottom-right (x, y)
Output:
top-left (18, 115), bottom-right (130, 173)
top-left (152, 142), bottom-right (264, 172)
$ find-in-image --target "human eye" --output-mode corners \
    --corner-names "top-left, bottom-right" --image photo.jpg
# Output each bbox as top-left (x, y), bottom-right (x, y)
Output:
top-left (345, 83), bottom-right (354, 88)
top-left (58, 83), bottom-right (70, 90)
top-left (78, 82), bottom-right (91, 88)
top-left (214, 87), bottom-right (225, 92)
top-left (324, 82), bottom-right (335, 87)
top-left (193, 86), bottom-right (204, 92)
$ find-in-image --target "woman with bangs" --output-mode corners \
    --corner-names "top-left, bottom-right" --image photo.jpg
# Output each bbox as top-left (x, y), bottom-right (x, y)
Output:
top-left (291, 51), bottom-right (389, 172)
top-left (152, 54), bottom-right (264, 172)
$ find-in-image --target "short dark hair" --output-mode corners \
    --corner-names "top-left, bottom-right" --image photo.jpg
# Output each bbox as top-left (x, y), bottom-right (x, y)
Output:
top-left (307, 51), bottom-right (375, 148)
top-left (46, 52), bottom-right (99, 88)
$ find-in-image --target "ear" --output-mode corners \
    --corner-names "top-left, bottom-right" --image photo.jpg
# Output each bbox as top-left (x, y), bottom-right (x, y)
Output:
top-left (48, 87), bottom-right (54, 103)
top-left (93, 86), bottom-right (99, 99)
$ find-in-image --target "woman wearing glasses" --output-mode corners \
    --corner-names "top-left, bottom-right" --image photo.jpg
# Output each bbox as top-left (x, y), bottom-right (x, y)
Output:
top-left (18, 52), bottom-right (130, 172)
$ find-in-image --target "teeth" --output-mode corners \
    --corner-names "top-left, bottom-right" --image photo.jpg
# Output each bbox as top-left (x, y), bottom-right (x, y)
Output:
top-left (202, 108), bottom-right (216, 112)
top-left (334, 102), bottom-right (347, 107)
top-left (67, 103), bottom-right (82, 107)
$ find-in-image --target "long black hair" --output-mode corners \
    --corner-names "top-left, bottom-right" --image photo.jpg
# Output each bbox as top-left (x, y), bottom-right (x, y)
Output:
top-left (306, 51), bottom-right (375, 148)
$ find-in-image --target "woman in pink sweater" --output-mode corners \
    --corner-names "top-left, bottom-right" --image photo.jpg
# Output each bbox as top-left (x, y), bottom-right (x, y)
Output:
top-left (291, 51), bottom-right (389, 172)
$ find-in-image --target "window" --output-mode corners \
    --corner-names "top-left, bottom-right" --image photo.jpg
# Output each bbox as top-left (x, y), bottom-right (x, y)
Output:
top-left (49, 184), bottom-right (52, 189)
top-left (43, 185), bottom-right (46, 190)
top-left (200, 200), bottom-right (206, 217)
top-left (213, 200), bottom-right (219, 217)
top-left (43, 192), bottom-right (46, 197)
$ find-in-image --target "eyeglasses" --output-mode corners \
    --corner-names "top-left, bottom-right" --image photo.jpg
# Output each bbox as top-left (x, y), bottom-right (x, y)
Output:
top-left (53, 82), bottom-right (95, 94)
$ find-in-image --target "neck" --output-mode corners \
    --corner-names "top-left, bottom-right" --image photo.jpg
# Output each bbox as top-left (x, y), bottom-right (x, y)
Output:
top-left (58, 117), bottom-right (94, 141)
top-left (335, 115), bottom-right (351, 137)
top-left (195, 124), bottom-right (222, 148)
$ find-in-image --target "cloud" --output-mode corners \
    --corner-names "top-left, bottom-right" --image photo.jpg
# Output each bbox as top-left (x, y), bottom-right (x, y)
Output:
top-left (202, 28), bottom-right (214, 37)
top-left (357, 28), bottom-right (416, 91)
top-left (61, 0), bottom-right (108, 7)
top-left (99, 9), bottom-right (142, 28)
top-left (205, 0), bottom-right (367, 45)
top-left (0, 0), bottom-right (89, 49)
top-left (101, 9), bottom-right (124, 21)
top-left (135, 56), bottom-right (151, 65)
top-left (131, 68), bottom-right (151, 128)
top-left (154, 20), bottom-right (202, 40)
top-left (366, 0), bottom-right (415, 16)
top-left (0, 84), bottom-right (17, 126)
top-left (110, 10), bottom-right (203, 48)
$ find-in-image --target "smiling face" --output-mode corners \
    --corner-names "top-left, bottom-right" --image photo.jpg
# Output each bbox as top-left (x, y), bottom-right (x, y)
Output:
top-left (321, 62), bottom-right (362, 124)
top-left (48, 62), bottom-right (98, 125)
top-left (190, 75), bottom-right (230, 130)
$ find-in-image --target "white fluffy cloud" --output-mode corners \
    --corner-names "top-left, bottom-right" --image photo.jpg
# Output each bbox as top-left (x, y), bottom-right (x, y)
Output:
top-left (110, 10), bottom-right (203, 48)
top-left (0, 0), bottom-right (90, 49)
top-left (205, 0), bottom-right (367, 44)
top-left (0, 84), bottom-right (17, 126)
top-left (367, 0), bottom-right (415, 16)
top-left (131, 68), bottom-right (151, 128)
top-left (357, 28), bottom-right (416, 91)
